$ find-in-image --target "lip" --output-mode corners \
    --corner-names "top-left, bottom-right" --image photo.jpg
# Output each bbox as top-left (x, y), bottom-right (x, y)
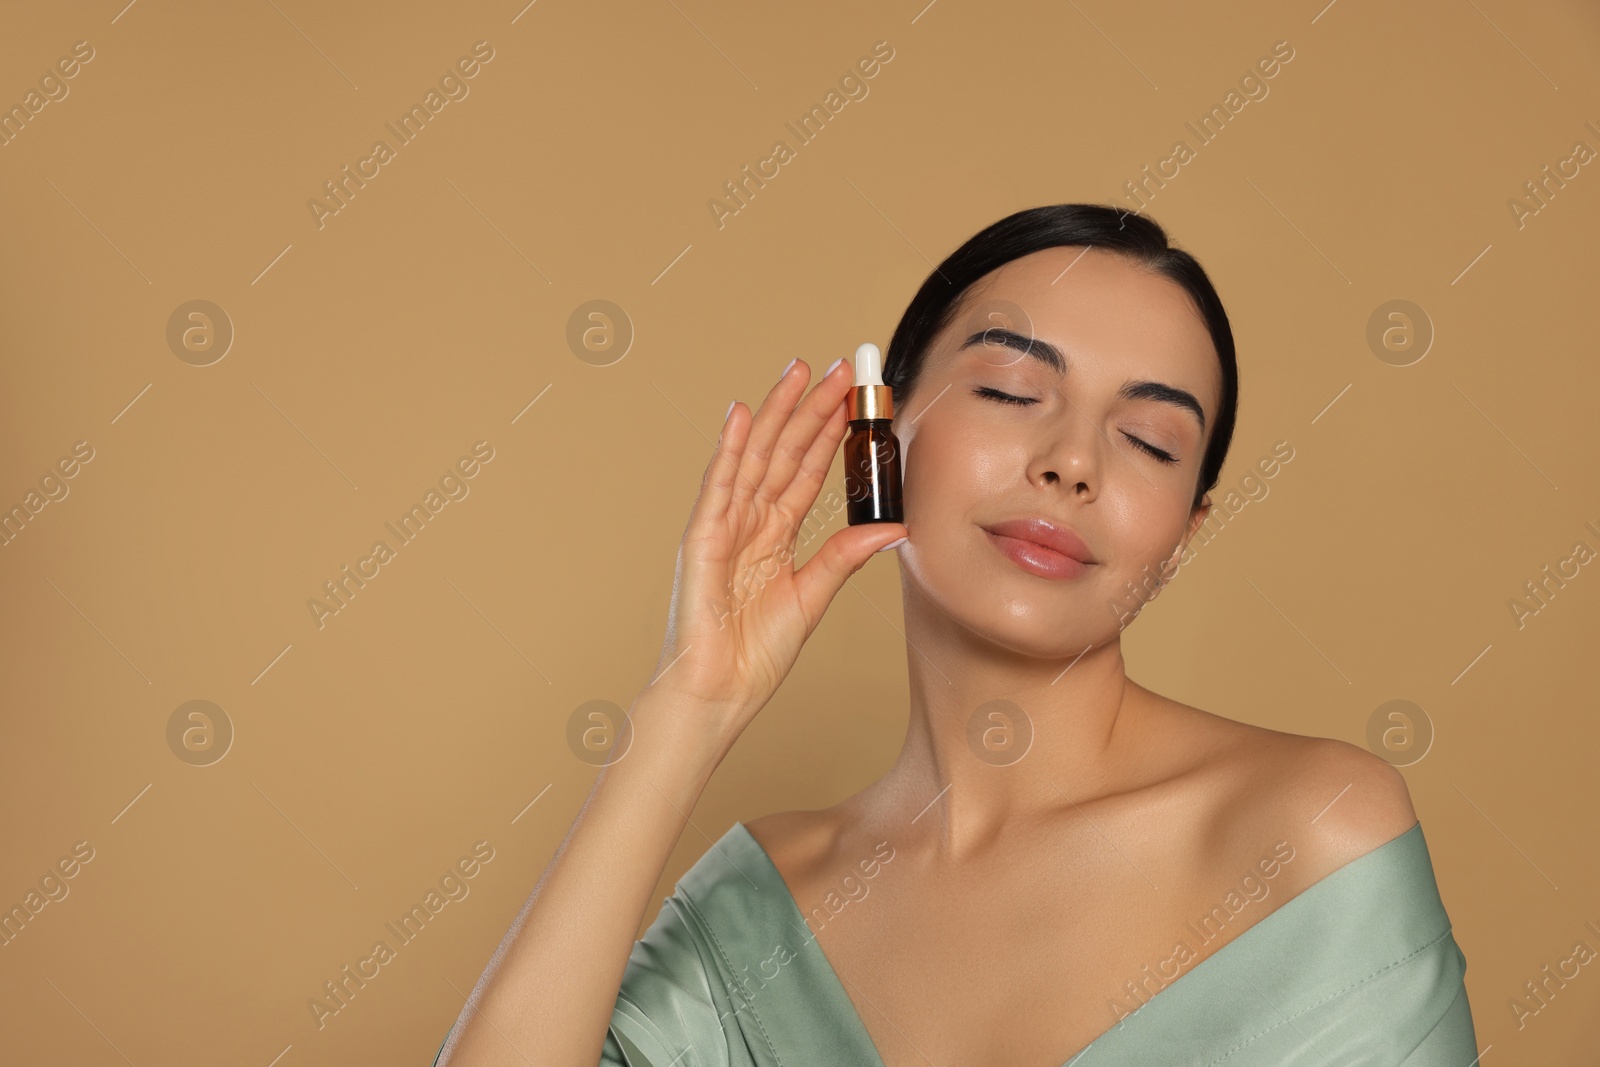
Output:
top-left (981, 518), bottom-right (1096, 581)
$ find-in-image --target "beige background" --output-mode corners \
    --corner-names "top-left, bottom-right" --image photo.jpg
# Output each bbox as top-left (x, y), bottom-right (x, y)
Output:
top-left (2, 0), bottom-right (1597, 1063)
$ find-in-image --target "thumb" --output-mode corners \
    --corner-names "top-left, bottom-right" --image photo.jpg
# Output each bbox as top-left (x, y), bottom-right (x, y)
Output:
top-left (793, 523), bottom-right (908, 624)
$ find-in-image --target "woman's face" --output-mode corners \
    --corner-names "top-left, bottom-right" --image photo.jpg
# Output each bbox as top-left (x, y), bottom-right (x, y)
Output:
top-left (891, 246), bottom-right (1221, 657)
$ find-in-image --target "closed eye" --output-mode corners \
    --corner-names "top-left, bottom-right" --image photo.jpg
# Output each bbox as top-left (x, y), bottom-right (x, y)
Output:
top-left (973, 386), bottom-right (1036, 406)
top-left (976, 386), bottom-right (1180, 465)
top-left (1123, 433), bottom-right (1178, 464)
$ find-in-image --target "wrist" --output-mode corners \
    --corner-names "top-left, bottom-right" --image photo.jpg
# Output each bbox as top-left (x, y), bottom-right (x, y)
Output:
top-left (602, 689), bottom-right (744, 795)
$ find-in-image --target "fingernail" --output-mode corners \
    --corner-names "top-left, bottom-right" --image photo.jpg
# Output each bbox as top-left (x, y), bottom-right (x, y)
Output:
top-left (778, 357), bottom-right (796, 381)
top-left (724, 399), bottom-right (736, 422)
top-left (825, 357), bottom-right (845, 377)
top-left (875, 536), bottom-right (907, 553)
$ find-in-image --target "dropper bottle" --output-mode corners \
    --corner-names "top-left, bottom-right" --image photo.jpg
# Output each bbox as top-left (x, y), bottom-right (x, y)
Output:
top-left (843, 342), bottom-right (904, 525)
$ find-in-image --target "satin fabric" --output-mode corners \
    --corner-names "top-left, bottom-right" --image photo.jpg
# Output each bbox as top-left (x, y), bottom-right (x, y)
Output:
top-left (430, 819), bottom-right (1477, 1066)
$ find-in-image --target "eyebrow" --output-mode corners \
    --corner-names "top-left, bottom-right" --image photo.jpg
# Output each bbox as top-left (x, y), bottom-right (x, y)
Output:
top-left (959, 327), bottom-right (1206, 433)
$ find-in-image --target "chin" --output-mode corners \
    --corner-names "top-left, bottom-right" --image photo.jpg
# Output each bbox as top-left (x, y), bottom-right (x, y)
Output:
top-left (902, 536), bottom-right (1119, 661)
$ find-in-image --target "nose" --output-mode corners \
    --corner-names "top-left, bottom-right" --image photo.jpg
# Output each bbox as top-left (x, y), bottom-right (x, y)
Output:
top-left (1026, 407), bottom-right (1100, 498)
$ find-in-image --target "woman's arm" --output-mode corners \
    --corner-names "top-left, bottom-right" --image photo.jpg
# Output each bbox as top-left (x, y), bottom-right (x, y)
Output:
top-left (430, 355), bottom-right (907, 1066)
top-left (431, 687), bottom-right (737, 1067)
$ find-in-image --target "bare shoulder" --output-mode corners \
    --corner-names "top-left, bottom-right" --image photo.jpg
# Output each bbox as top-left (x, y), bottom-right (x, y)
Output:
top-left (742, 807), bottom-right (841, 876)
top-left (1209, 718), bottom-right (1418, 881)
top-left (1147, 694), bottom-right (1420, 882)
top-left (1271, 734), bottom-right (1419, 861)
top-left (1253, 736), bottom-right (1420, 905)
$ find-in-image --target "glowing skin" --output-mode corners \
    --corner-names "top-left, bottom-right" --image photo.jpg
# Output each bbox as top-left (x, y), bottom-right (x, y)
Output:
top-left (742, 246), bottom-right (1422, 1067)
top-left (892, 247), bottom-right (1220, 665)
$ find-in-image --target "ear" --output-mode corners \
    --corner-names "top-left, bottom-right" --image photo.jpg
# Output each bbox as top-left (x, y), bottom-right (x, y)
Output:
top-left (1168, 495), bottom-right (1212, 568)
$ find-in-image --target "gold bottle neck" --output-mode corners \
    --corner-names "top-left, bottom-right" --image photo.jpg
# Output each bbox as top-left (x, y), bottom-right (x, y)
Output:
top-left (852, 384), bottom-right (893, 421)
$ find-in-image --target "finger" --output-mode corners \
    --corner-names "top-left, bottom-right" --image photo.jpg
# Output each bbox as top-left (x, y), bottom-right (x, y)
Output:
top-left (772, 395), bottom-right (850, 528)
top-left (757, 358), bottom-right (856, 515)
top-left (686, 400), bottom-right (750, 541)
top-left (729, 359), bottom-right (813, 516)
top-left (792, 522), bottom-right (909, 630)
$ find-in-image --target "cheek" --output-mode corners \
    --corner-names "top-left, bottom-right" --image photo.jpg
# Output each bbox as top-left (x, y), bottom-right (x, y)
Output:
top-left (898, 428), bottom-right (983, 584)
top-left (899, 430), bottom-right (945, 515)
top-left (901, 424), bottom-right (1018, 524)
top-left (1100, 489), bottom-right (1190, 576)
top-left (966, 443), bottom-right (1023, 491)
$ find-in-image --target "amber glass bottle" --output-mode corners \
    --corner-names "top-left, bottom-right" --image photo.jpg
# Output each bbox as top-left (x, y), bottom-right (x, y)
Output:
top-left (843, 343), bottom-right (904, 525)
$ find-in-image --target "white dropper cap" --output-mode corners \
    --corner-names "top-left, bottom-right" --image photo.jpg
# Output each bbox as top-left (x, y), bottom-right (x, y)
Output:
top-left (855, 342), bottom-right (884, 386)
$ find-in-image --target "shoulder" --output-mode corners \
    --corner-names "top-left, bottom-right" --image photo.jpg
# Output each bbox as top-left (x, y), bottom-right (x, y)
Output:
top-left (1147, 696), bottom-right (1419, 882)
top-left (1237, 731), bottom-right (1421, 891)
top-left (742, 807), bottom-right (842, 878)
top-left (743, 807), bottom-right (822, 848)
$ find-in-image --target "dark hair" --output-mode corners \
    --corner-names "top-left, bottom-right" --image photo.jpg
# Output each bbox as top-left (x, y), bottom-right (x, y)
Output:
top-left (883, 204), bottom-right (1238, 510)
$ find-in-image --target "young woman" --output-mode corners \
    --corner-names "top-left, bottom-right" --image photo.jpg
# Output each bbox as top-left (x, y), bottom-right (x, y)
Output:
top-left (431, 204), bottom-right (1478, 1066)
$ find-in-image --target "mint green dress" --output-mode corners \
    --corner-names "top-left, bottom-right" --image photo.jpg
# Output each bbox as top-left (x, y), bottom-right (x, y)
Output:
top-left (432, 819), bottom-right (1477, 1066)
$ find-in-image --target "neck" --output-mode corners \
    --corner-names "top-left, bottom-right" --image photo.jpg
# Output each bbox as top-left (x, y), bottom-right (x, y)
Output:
top-left (866, 580), bottom-right (1148, 859)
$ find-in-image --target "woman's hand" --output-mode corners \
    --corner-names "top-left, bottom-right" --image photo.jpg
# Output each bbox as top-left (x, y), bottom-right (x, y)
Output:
top-left (646, 357), bottom-right (909, 735)
top-left (436, 364), bottom-right (904, 1066)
